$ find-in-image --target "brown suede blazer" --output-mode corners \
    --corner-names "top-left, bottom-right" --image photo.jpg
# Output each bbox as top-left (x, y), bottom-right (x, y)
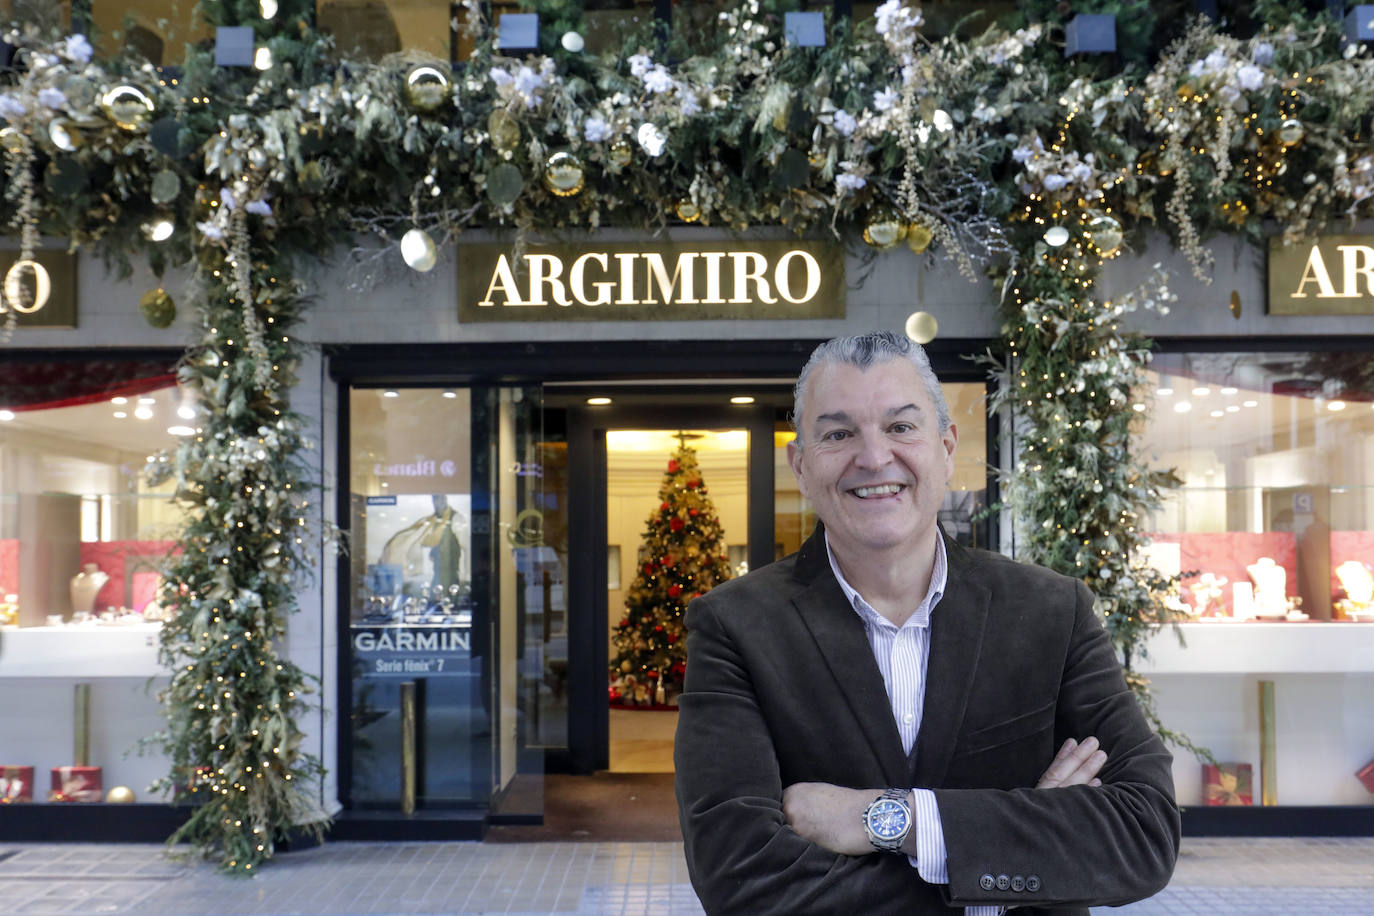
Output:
top-left (675, 525), bottom-right (1180, 915)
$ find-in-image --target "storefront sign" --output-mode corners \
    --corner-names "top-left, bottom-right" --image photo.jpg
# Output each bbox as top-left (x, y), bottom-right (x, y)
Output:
top-left (1269, 235), bottom-right (1374, 314)
top-left (0, 249), bottom-right (77, 327)
top-left (353, 624), bottom-right (471, 677)
top-left (458, 240), bottom-right (844, 321)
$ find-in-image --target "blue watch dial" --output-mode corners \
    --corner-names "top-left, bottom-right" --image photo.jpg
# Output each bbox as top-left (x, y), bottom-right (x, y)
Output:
top-left (866, 799), bottom-right (909, 839)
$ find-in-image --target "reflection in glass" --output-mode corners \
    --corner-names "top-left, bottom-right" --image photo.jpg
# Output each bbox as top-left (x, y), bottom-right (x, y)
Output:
top-left (318, 0), bottom-right (448, 62)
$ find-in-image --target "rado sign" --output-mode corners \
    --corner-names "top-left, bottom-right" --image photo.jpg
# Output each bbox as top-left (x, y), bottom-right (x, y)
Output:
top-left (457, 240), bottom-right (845, 322)
top-left (1268, 234), bottom-right (1374, 315)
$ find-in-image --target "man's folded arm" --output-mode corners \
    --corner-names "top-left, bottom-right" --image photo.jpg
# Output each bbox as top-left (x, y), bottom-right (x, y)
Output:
top-left (674, 594), bottom-right (937, 914)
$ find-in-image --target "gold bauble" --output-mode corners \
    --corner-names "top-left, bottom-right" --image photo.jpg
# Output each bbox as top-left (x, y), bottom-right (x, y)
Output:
top-left (400, 227), bottom-right (438, 272)
top-left (543, 151), bottom-right (586, 197)
top-left (405, 65), bottom-right (451, 113)
top-left (608, 140), bottom-right (632, 168)
top-left (863, 211), bottom-right (906, 250)
top-left (105, 786), bottom-right (137, 804)
top-left (0, 126), bottom-right (24, 153)
top-left (675, 199), bottom-right (701, 222)
top-left (487, 109), bottom-right (520, 153)
top-left (1085, 214), bottom-right (1123, 257)
top-left (139, 287), bottom-right (176, 328)
top-left (48, 119), bottom-right (82, 151)
top-left (906, 223), bottom-right (934, 253)
top-left (904, 310), bottom-right (939, 345)
top-left (1278, 118), bottom-right (1304, 147)
top-left (100, 85), bottom-right (155, 130)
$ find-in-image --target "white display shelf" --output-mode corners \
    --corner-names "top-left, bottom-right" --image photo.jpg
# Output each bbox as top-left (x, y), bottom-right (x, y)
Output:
top-left (1138, 622), bottom-right (1374, 675)
top-left (0, 623), bottom-right (165, 679)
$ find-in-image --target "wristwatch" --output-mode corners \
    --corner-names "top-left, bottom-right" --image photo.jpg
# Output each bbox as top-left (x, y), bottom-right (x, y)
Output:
top-left (861, 787), bottom-right (911, 853)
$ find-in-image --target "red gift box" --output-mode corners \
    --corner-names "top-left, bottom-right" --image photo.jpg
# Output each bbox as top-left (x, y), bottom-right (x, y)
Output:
top-left (1, 766), bottom-right (34, 803)
top-left (49, 766), bottom-right (102, 803)
top-left (1203, 762), bottom-right (1253, 806)
top-left (1358, 759), bottom-right (1374, 795)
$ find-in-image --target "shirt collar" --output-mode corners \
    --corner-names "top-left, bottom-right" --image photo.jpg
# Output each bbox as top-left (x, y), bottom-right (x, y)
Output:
top-left (824, 529), bottom-right (947, 630)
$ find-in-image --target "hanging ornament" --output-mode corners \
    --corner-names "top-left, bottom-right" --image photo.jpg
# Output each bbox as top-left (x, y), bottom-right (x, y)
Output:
top-left (904, 310), bottom-right (938, 345)
top-left (1043, 225), bottom-right (1070, 247)
top-left (140, 215), bottom-right (175, 242)
top-left (487, 109), bottom-right (520, 153)
top-left (1229, 290), bottom-right (1242, 320)
top-left (104, 786), bottom-right (137, 804)
top-left (405, 65), bottom-right (451, 114)
top-left (400, 228), bottom-right (438, 272)
top-left (543, 151), bottom-right (586, 197)
top-left (607, 140), bottom-right (632, 169)
top-left (100, 85), bottom-right (154, 130)
top-left (863, 210), bottom-right (906, 249)
top-left (139, 288), bottom-right (176, 328)
top-left (60, 74), bottom-right (97, 110)
top-left (561, 31), bottom-right (585, 53)
top-left (150, 169), bottom-right (181, 205)
top-left (1278, 118), bottom-right (1304, 147)
top-left (148, 117), bottom-right (185, 158)
top-left (48, 119), bottom-right (82, 151)
top-left (675, 199), bottom-right (701, 223)
top-left (0, 127), bottom-right (24, 154)
top-left (906, 223), bottom-right (934, 253)
top-left (486, 163), bottom-right (524, 206)
top-left (1085, 214), bottom-right (1123, 257)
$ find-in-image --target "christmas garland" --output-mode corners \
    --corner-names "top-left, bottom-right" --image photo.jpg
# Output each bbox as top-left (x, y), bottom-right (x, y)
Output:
top-left (3, 0), bottom-right (1373, 869)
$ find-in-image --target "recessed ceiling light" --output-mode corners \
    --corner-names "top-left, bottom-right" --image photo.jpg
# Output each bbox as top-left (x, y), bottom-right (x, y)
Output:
top-left (1220, 387), bottom-right (1238, 395)
top-left (1155, 387), bottom-right (1173, 397)
top-left (730, 396), bottom-right (755, 404)
top-left (1327, 400), bottom-right (1347, 411)
top-left (1173, 401), bottom-right (1192, 414)
top-left (113, 411), bottom-right (128, 419)
top-left (0, 409), bottom-right (14, 422)
top-left (1225, 405), bottom-right (1240, 413)
top-left (383, 390), bottom-right (399, 398)
top-left (1131, 403), bottom-right (1145, 412)
top-left (442, 390), bottom-right (457, 399)
top-left (138, 396), bottom-right (157, 405)
top-left (1210, 410), bottom-right (1224, 418)
top-left (177, 405), bottom-right (196, 419)
top-left (168, 425), bottom-right (195, 436)
top-left (1192, 386), bottom-right (1210, 397)
top-left (586, 397), bottom-right (612, 406)
top-left (111, 396), bottom-right (128, 405)
top-left (1243, 400), bottom-right (1258, 408)
top-left (134, 406), bottom-right (154, 420)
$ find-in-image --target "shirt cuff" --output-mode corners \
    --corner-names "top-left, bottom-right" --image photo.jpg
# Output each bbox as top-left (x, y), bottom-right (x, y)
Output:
top-left (907, 789), bottom-right (1004, 916)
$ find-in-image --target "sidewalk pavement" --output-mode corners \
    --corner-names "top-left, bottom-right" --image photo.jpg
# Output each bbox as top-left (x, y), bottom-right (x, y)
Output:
top-left (2, 836), bottom-right (1372, 915)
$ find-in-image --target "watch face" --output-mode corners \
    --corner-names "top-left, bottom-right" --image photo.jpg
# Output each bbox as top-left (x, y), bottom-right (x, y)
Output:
top-left (866, 799), bottom-right (909, 840)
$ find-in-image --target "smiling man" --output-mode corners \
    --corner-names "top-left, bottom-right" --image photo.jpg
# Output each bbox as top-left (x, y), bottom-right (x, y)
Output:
top-left (675, 332), bottom-right (1179, 915)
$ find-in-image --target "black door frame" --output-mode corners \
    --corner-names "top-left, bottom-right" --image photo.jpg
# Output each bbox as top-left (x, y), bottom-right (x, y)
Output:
top-left (564, 402), bottom-right (775, 773)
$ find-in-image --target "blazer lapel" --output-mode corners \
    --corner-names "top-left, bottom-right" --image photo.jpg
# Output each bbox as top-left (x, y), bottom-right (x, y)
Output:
top-left (913, 534), bottom-right (993, 787)
top-left (790, 527), bottom-right (909, 784)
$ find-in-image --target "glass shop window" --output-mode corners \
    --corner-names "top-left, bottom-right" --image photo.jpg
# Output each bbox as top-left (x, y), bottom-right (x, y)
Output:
top-left (1136, 351), bottom-right (1374, 623)
top-left (88, 1), bottom-right (210, 66)
top-left (318, 0), bottom-right (452, 62)
top-left (1, 1), bottom-right (73, 36)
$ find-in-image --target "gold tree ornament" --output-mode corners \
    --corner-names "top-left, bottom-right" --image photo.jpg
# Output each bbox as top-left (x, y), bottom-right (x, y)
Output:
top-left (100, 85), bottom-right (155, 130)
top-left (906, 223), bottom-right (934, 253)
top-left (1085, 214), bottom-right (1123, 257)
top-left (608, 140), bottom-right (632, 168)
top-left (543, 151), bottom-right (586, 197)
top-left (675, 199), bottom-right (701, 222)
top-left (48, 119), bottom-right (82, 151)
top-left (1278, 118), bottom-right (1305, 147)
top-left (1043, 225), bottom-right (1070, 247)
top-left (139, 287), bottom-right (176, 328)
top-left (863, 210), bottom-right (907, 249)
top-left (0, 127), bottom-right (23, 153)
top-left (400, 228), bottom-right (438, 272)
top-left (904, 310), bottom-right (938, 344)
top-left (487, 109), bottom-right (520, 152)
top-left (105, 785), bottom-right (137, 803)
top-left (405, 65), bottom-right (451, 113)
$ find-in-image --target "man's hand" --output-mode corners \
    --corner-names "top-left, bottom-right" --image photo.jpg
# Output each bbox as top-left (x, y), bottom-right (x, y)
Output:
top-left (1037, 736), bottom-right (1107, 789)
top-left (782, 782), bottom-right (880, 856)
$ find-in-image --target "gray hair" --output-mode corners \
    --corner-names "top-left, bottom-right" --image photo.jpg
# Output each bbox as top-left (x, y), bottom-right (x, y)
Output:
top-left (792, 331), bottom-right (951, 445)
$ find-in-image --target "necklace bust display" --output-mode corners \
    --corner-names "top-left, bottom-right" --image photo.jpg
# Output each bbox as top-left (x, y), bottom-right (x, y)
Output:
top-left (70, 563), bottom-right (110, 615)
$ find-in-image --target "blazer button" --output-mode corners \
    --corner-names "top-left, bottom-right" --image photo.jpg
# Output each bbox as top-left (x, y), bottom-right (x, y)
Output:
top-left (1011, 876), bottom-right (1025, 892)
top-left (980, 874), bottom-right (995, 891)
top-left (1026, 875), bottom-right (1041, 892)
top-left (996, 874), bottom-right (1011, 891)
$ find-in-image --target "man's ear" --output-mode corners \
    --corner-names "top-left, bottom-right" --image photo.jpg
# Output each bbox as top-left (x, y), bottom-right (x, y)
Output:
top-left (787, 439), bottom-right (806, 492)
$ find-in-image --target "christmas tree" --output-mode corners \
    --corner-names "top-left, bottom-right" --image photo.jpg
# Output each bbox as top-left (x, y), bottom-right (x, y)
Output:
top-left (610, 439), bottom-right (733, 706)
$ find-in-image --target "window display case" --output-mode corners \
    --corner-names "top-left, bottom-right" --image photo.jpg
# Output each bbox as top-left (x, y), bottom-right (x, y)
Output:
top-left (0, 357), bottom-right (184, 807)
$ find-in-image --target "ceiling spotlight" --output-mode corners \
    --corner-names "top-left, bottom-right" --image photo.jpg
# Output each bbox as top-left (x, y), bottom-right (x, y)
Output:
top-left (113, 411), bottom-right (128, 419)
top-left (168, 425), bottom-right (195, 436)
top-left (1191, 386), bottom-right (1210, 397)
top-left (0, 409), bottom-right (14, 421)
top-left (1173, 401), bottom-right (1192, 414)
top-left (730, 396), bottom-right (755, 405)
top-left (1131, 403), bottom-right (1145, 412)
top-left (138, 396), bottom-right (157, 405)
top-left (1155, 387), bottom-right (1173, 397)
top-left (586, 397), bottom-right (612, 406)
top-left (177, 405), bottom-right (196, 420)
top-left (1210, 410), bottom-right (1224, 418)
top-left (112, 396), bottom-right (128, 405)
top-left (1225, 405), bottom-right (1240, 413)
top-left (442, 390), bottom-right (457, 399)
top-left (383, 390), bottom-right (400, 398)
top-left (1220, 386), bottom-right (1238, 395)
top-left (134, 406), bottom-right (154, 420)
top-left (1327, 400), bottom-right (1347, 411)
top-left (1243, 400), bottom-right (1258, 408)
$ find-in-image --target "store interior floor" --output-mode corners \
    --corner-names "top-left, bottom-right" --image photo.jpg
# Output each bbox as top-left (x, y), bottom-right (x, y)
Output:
top-left (609, 707), bottom-right (676, 773)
